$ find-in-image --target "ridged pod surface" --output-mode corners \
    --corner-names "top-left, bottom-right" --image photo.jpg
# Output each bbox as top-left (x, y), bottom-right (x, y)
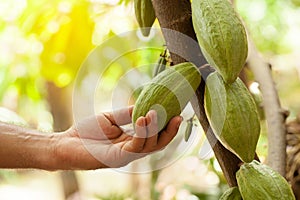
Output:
top-left (236, 160), bottom-right (296, 200)
top-left (204, 72), bottom-right (260, 162)
top-left (132, 62), bottom-right (201, 132)
top-left (219, 187), bottom-right (242, 200)
top-left (192, 0), bottom-right (248, 83)
top-left (134, 0), bottom-right (156, 37)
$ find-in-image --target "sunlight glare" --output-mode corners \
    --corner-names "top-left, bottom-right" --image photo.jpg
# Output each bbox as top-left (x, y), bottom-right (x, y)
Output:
top-left (249, 82), bottom-right (260, 95)
top-left (0, 0), bottom-right (27, 21)
top-left (58, 1), bottom-right (72, 14)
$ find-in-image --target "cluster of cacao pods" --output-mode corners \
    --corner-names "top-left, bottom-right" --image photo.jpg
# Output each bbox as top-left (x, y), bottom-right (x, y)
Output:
top-left (190, 0), bottom-right (296, 199)
top-left (133, 0), bottom-right (259, 161)
top-left (131, 0), bottom-right (296, 199)
top-left (192, 0), bottom-right (259, 163)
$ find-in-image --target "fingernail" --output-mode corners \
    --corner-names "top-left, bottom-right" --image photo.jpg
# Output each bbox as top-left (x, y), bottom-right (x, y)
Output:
top-left (136, 116), bottom-right (146, 127)
top-left (180, 116), bottom-right (183, 122)
top-left (148, 110), bottom-right (157, 123)
top-left (153, 111), bottom-right (158, 124)
top-left (177, 116), bottom-right (183, 129)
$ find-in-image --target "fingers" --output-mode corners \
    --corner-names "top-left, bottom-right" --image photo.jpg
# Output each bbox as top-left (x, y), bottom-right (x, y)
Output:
top-left (132, 116), bottom-right (147, 151)
top-left (143, 110), bottom-right (158, 148)
top-left (156, 116), bottom-right (182, 149)
top-left (136, 112), bottom-right (182, 153)
top-left (96, 115), bottom-right (123, 139)
top-left (123, 116), bottom-right (147, 152)
top-left (103, 106), bottom-right (134, 126)
top-left (74, 115), bottom-right (120, 140)
top-left (123, 112), bottom-right (182, 154)
top-left (122, 110), bottom-right (158, 153)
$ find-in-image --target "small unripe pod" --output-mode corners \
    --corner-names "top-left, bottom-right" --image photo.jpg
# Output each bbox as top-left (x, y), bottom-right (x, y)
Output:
top-left (134, 0), bottom-right (156, 37)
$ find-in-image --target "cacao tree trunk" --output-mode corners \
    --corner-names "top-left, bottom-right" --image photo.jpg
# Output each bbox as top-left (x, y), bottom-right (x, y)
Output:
top-left (47, 82), bottom-right (81, 200)
top-left (151, 0), bottom-right (242, 187)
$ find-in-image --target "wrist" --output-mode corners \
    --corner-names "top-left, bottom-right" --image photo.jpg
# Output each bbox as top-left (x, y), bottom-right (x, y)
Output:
top-left (53, 129), bottom-right (105, 170)
top-left (52, 132), bottom-right (78, 170)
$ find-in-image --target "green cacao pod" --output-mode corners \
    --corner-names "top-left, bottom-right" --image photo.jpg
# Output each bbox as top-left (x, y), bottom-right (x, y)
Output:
top-left (219, 187), bottom-right (242, 200)
top-left (192, 0), bottom-right (248, 83)
top-left (133, 62), bottom-right (201, 132)
top-left (236, 160), bottom-right (296, 200)
top-left (134, 0), bottom-right (156, 37)
top-left (204, 72), bottom-right (260, 163)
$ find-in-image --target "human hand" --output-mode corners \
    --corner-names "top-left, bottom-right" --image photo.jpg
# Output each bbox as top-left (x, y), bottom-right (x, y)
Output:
top-left (55, 106), bottom-right (182, 170)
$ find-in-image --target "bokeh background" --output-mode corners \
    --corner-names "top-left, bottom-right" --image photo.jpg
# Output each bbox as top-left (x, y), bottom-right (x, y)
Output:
top-left (0, 0), bottom-right (300, 199)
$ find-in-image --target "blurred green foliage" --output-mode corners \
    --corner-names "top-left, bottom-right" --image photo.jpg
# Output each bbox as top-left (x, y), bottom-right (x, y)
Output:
top-left (236, 0), bottom-right (300, 54)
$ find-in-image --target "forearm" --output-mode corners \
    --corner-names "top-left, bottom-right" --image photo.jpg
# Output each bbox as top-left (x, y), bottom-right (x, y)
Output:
top-left (0, 122), bottom-right (105, 170)
top-left (55, 128), bottom-right (107, 170)
top-left (0, 122), bottom-right (58, 170)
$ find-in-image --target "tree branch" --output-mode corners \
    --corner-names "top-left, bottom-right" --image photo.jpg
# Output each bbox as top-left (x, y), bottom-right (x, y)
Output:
top-left (247, 40), bottom-right (287, 176)
top-left (151, 0), bottom-right (242, 186)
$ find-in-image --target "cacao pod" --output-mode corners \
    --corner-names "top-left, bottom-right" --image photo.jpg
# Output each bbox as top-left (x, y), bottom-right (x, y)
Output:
top-left (219, 187), bottom-right (242, 200)
top-left (133, 62), bottom-right (201, 132)
top-left (204, 72), bottom-right (260, 163)
top-left (236, 160), bottom-right (296, 200)
top-left (134, 0), bottom-right (156, 37)
top-left (192, 0), bottom-right (248, 83)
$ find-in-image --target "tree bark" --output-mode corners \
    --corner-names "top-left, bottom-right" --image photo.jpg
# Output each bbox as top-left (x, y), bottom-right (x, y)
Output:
top-left (151, 0), bottom-right (242, 187)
